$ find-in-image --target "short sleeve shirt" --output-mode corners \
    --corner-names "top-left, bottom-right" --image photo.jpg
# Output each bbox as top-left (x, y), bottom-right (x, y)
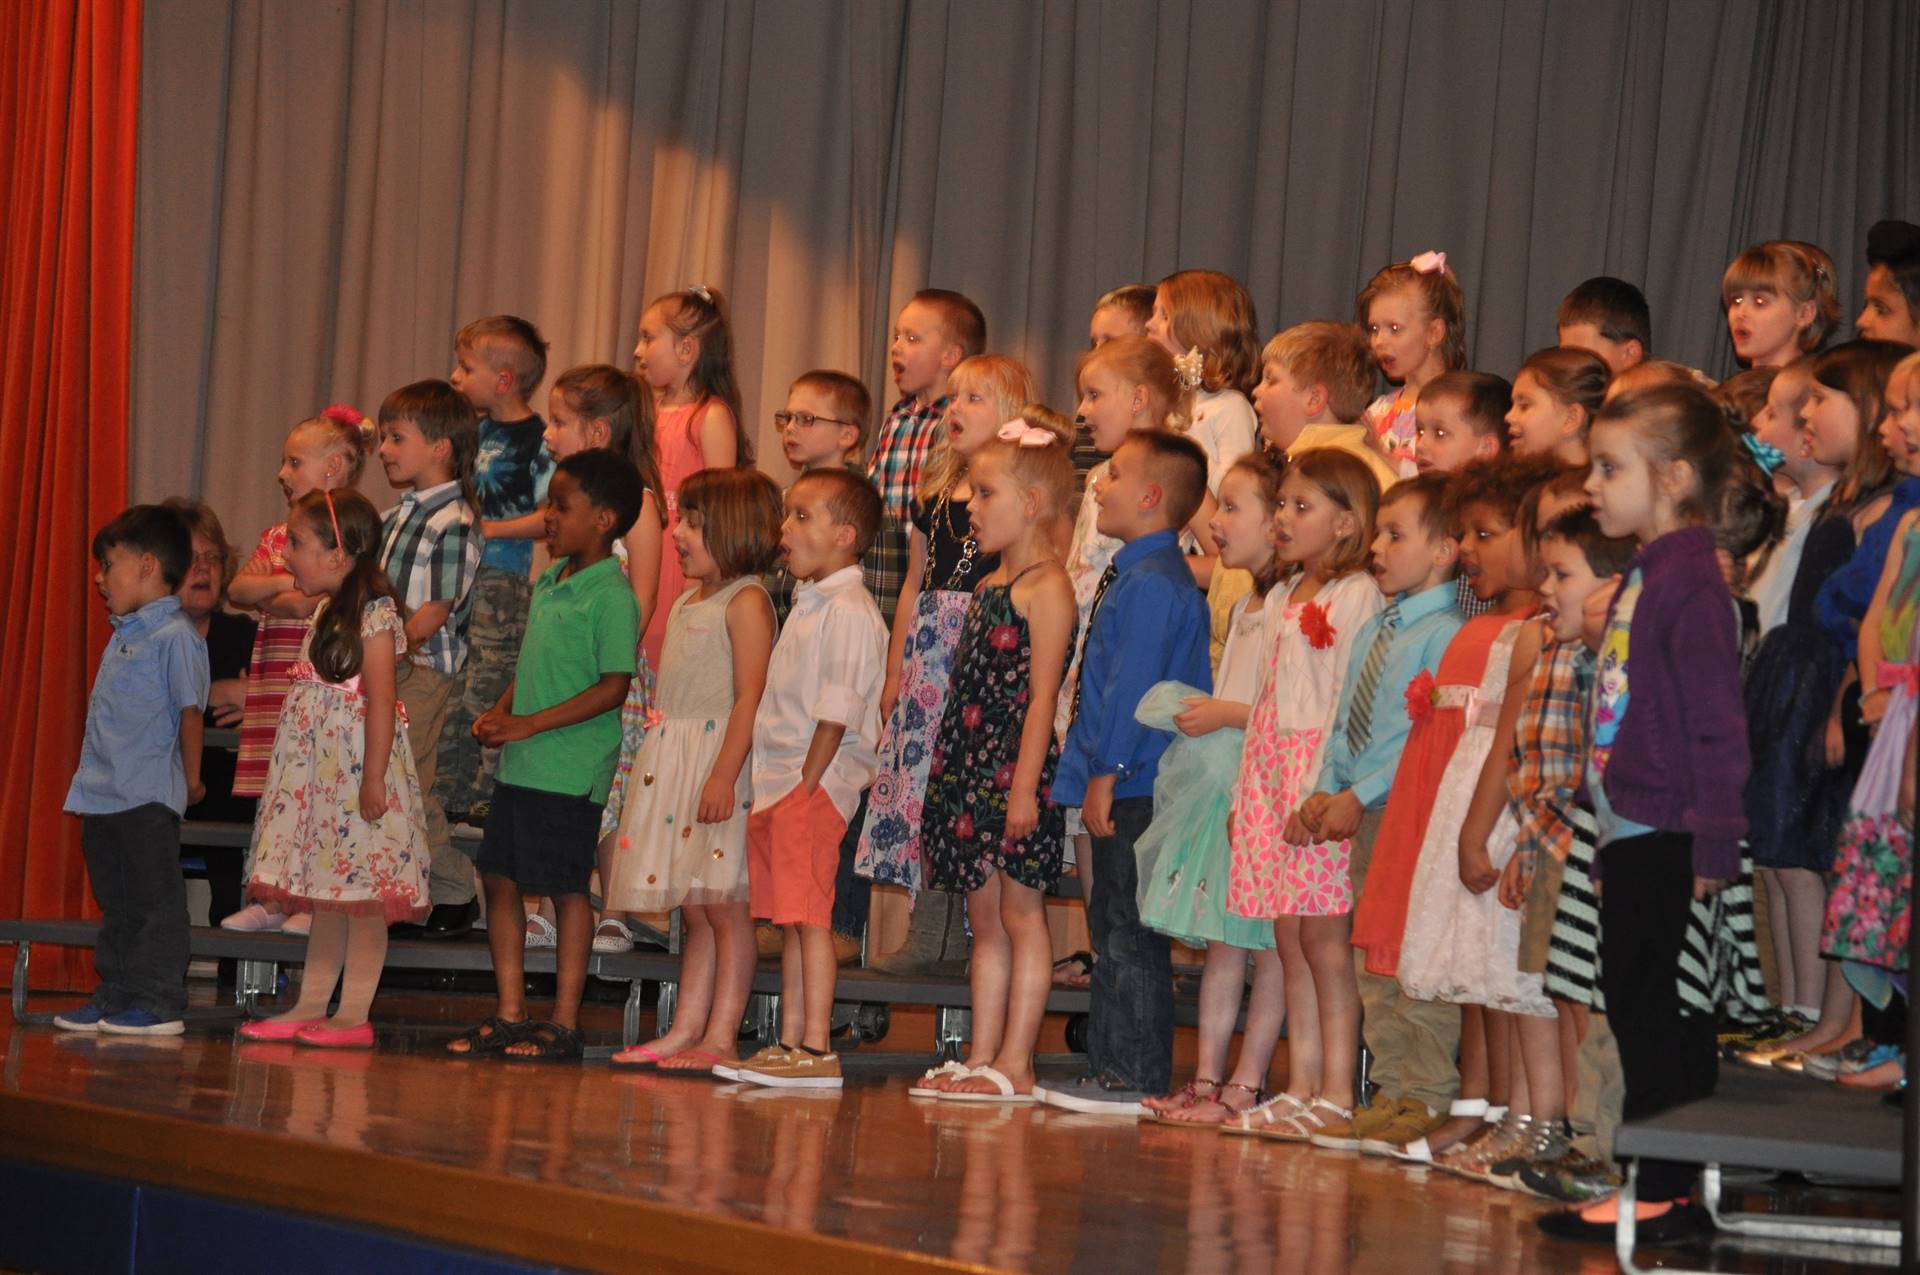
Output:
top-left (474, 414), bottom-right (553, 575)
top-left (65, 596), bottom-right (210, 816)
top-left (497, 555), bottom-right (639, 803)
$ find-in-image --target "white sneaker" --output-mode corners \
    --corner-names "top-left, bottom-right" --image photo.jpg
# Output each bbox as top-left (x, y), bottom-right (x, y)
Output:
top-left (220, 904), bottom-right (286, 932)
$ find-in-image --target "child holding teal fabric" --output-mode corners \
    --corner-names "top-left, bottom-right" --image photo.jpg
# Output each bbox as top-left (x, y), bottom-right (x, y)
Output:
top-left (1137, 453), bottom-right (1286, 1126)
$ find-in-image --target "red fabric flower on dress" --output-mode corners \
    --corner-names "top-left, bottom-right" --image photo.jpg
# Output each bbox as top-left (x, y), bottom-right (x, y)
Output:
top-left (1299, 602), bottom-right (1336, 650)
top-left (988, 624), bottom-right (1020, 652)
top-left (1405, 670), bottom-right (1438, 724)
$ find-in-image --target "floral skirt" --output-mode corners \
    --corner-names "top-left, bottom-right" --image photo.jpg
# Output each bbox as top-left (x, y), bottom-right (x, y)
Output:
top-left (854, 589), bottom-right (970, 894)
top-left (1824, 677), bottom-right (1918, 971)
top-left (599, 652), bottom-right (657, 838)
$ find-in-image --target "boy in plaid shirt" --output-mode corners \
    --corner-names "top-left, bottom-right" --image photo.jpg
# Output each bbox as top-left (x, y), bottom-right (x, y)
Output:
top-left (375, 380), bottom-right (484, 935)
top-left (866, 289), bottom-right (985, 612)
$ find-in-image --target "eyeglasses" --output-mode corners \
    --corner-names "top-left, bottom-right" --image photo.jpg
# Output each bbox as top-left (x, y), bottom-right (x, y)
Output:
top-left (773, 410), bottom-right (858, 431)
top-left (191, 550), bottom-right (226, 568)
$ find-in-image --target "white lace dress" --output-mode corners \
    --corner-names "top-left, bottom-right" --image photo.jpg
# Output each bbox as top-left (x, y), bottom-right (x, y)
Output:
top-left (1394, 620), bottom-right (1553, 1016)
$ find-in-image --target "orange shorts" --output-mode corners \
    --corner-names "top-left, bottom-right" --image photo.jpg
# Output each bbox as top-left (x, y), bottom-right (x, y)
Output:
top-left (747, 784), bottom-right (847, 929)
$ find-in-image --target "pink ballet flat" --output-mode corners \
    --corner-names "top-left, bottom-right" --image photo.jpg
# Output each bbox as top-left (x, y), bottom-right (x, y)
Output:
top-left (294, 1022), bottom-right (375, 1049)
top-left (238, 1017), bottom-right (319, 1042)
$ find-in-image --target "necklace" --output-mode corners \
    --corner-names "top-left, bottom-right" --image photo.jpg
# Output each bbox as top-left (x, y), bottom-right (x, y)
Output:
top-left (924, 482), bottom-right (980, 591)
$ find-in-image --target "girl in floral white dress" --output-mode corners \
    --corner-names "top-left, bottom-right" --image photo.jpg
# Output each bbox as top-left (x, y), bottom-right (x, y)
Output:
top-left (240, 489), bottom-right (429, 1048)
top-left (1227, 450), bottom-right (1383, 1140)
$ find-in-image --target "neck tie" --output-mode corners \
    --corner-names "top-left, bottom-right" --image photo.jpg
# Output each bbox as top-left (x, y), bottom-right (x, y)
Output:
top-left (1069, 562), bottom-right (1120, 723)
top-left (1345, 602), bottom-right (1401, 753)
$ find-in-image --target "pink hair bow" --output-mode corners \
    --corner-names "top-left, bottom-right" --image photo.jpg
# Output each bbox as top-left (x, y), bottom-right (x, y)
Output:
top-left (996, 419), bottom-right (1055, 448)
top-left (1410, 250), bottom-right (1448, 275)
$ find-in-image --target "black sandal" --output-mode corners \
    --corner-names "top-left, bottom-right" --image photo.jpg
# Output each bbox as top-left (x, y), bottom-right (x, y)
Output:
top-left (502, 1020), bottom-right (584, 1063)
top-left (445, 1015), bottom-right (531, 1057)
top-left (1051, 951), bottom-right (1094, 987)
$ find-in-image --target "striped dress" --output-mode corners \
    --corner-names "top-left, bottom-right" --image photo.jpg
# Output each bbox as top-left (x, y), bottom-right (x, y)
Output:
top-left (233, 523), bottom-right (310, 798)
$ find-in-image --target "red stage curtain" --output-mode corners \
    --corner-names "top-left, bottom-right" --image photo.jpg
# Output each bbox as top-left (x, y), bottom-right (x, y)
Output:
top-left (0, 0), bottom-right (143, 987)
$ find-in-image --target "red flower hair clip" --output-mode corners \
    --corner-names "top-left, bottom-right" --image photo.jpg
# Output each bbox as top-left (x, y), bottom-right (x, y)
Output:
top-left (1405, 670), bottom-right (1438, 724)
top-left (1299, 601), bottom-right (1336, 651)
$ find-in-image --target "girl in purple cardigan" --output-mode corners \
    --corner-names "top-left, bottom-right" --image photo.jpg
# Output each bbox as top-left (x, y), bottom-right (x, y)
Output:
top-left (1539, 384), bottom-right (1751, 1248)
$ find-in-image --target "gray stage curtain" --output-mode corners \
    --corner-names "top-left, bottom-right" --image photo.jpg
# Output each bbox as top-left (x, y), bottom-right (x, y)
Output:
top-left (135, 0), bottom-right (1920, 543)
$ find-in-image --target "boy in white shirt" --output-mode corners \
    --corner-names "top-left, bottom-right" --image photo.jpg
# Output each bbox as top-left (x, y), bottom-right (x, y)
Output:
top-left (733, 469), bottom-right (889, 1088)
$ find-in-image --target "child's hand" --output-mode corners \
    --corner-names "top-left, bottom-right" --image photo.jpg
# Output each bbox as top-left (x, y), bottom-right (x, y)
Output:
top-left (1282, 811), bottom-right (1314, 845)
top-left (474, 710), bottom-right (533, 747)
top-left (1295, 792), bottom-right (1330, 834)
top-left (1083, 775), bottom-right (1116, 839)
top-left (1317, 791), bottom-right (1365, 842)
top-left (188, 780), bottom-right (207, 807)
top-left (696, 773), bottom-right (737, 823)
top-left (358, 774), bottom-right (386, 822)
top-left (880, 674), bottom-right (901, 724)
top-left (1006, 789), bottom-right (1040, 841)
top-left (1174, 695), bottom-right (1231, 737)
top-left (1823, 709), bottom-right (1846, 768)
top-left (1863, 688), bottom-right (1890, 728)
top-left (1692, 875), bottom-right (1727, 902)
top-left (1497, 852), bottom-right (1531, 910)
top-left (1458, 838), bottom-right (1499, 894)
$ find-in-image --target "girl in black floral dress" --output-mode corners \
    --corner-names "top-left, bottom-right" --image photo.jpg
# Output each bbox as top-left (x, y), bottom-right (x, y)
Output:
top-left (918, 411), bottom-right (1078, 1101)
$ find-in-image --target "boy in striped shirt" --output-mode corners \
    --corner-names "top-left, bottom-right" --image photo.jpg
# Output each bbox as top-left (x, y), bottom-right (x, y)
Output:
top-left (375, 380), bottom-right (484, 936)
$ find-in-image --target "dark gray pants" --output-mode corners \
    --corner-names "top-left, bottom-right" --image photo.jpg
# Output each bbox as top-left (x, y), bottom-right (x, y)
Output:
top-left (81, 804), bottom-right (189, 1018)
top-left (1086, 796), bottom-right (1172, 1092)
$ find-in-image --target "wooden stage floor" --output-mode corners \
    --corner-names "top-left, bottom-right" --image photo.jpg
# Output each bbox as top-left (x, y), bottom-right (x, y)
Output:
top-left (0, 991), bottom-right (1893, 1273)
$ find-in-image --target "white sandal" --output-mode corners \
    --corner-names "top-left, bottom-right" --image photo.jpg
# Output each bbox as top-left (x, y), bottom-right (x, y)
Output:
top-left (523, 912), bottom-right (557, 949)
top-left (939, 1065), bottom-right (1036, 1104)
top-left (591, 917), bottom-right (635, 954)
top-left (909, 1059), bottom-right (973, 1098)
top-left (1268, 1097), bottom-right (1351, 1143)
top-left (1220, 1091), bottom-right (1309, 1138)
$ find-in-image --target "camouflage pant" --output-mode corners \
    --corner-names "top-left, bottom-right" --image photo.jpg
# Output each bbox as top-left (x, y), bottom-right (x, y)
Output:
top-left (435, 566), bottom-right (530, 822)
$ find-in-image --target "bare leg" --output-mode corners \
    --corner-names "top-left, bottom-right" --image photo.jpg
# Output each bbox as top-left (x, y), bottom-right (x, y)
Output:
top-left (1274, 918), bottom-right (1321, 1098)
top-left (1782, 964), bottom-right (1860, 1053)
top-left (650, 903), bottom-right (717, 1058)
top-left (1301, 914), bottom-right (1359, 1109)
top-left (1485, 1006), bottom-right (1514, 1107)
top-left (1423, 1004), bottom-right (1490, 1148)
top-left (448, 874), bottom-right (529, 1053)
top-left (1780, 867), bottom-right (1830, 1016)
top-left (780, 926), bottom-right (805, 1047)
top-left (325, 913), bottom-right (389, 1029)
top-left (679, 900), bottom-right (754, 1067)
top-left (1555, 998), bottom-right (1585, 1115)
top-left (263, 910), bottom-right (346, 1024)
top-left (1516, 1010), bottom-right (1567, 1121)
top-left (952, 876), bottom-right (1050, 1096)
top-left (1166, 945), bottom-right (1287, 1123)
top-left (799, 923), bottom-right (837, 1053)
top-left (1758, 868), bottom-right (1794, 1009)
top-left (1145, 940), bottom-right (1242, 1110)
top-left (963, 876), bottom-right (1011, 1073)
top-left (1497, 1010), bottom-right (1531, 1114)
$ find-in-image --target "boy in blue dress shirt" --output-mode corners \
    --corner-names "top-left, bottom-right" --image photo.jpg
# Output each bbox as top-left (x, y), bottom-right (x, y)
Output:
top-left (1038, 430), bottom-right (1212, 1114)
top-left (59, 505), bottom-right (210, 1036)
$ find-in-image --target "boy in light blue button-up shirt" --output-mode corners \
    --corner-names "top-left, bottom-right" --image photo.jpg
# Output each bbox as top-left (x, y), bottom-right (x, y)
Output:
top-left (59, 506), bottom-right (209, 1035)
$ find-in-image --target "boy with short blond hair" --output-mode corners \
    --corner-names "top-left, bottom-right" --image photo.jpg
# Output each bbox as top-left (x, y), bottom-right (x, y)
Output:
top-left (437, 314), bottom-right (553, 861)
top-left (1253, 320), bottom-right (1400, 492)
top-left (733, 470), bottom-right (889, 1088)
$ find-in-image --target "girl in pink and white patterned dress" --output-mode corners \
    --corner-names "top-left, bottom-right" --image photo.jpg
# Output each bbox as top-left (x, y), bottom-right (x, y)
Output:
top-left (240, 489), bottom-right (429, 1049)
top-left (1226, 450), bottom-right (1382, 1139)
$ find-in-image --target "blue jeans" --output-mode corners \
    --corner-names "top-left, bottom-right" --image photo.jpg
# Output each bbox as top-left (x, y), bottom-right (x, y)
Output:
top-left (1086, 796), bottom-right (1172, 1092)
top-left (831, 793), bottom-right (872, 939)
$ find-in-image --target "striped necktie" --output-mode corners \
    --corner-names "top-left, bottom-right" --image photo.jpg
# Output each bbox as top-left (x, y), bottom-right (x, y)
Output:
top-left (1345, 602), bottom-right (1401, 753)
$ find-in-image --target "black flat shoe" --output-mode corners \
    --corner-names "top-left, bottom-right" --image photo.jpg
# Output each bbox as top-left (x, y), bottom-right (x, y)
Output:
top-left (416, 899), bottom-right (479, 941)
top-left (1536, 1201), bottom-right (1713, 1247)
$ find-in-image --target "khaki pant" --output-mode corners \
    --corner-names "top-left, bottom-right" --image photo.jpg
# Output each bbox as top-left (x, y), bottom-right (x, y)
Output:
top-left (1573, 1009), bottom-right (1625, 1167)
top-left (396, 660), bottom-right (472, 906)
top-left (1350, 807), bottom-right (1462, 1110)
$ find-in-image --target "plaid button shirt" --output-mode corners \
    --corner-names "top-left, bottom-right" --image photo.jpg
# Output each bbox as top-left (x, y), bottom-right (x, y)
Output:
top-left (1506, 639), bottom-right (1595, 877)
top-left (379, 480), bottom-right (483, 675)
top-left (866, 394), bottom-right (949, 526)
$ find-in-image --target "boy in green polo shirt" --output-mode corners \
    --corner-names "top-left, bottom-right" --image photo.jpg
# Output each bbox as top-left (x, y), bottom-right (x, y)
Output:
top-left (447, 449), bottom-right (642, 1062)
